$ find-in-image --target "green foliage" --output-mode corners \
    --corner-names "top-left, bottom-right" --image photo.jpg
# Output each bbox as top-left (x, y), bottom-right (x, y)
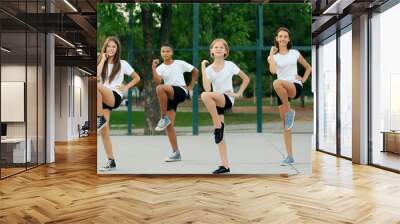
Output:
top-left (97, 3), bottom-right (128, 51)
top-left (97, 3), bottom-right (312, 97)
top-left (264, 4), bottom-right (312, 46)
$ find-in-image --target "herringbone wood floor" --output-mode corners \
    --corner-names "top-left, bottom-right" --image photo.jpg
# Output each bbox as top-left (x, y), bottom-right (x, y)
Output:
top-left (1, 135), bottom-right (400, 224)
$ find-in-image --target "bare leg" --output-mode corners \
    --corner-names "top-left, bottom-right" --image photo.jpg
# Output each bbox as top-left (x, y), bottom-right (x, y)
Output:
top-left (201, 92), bottom-right (229, 168)
top-left (273, 80), bottom-right (296, 115)
top-left (200, 92), bottom-right (226, 128)
top-left (97, 90), bottom-right (103, 116)
top-left (216, 115), bottom-right (229, 168)
top-left (166, 110), bottom-right (178, 151)
top-left (279, 106), bottom-right (293, 157)
top-left (97, 83), bottom-right (115, 117)
top-left (273, 80), bottom-right (297, 157)
top-left (156, 85), bottom-right (174, 117)
top-left (100, 109), bottom-right (114, 159)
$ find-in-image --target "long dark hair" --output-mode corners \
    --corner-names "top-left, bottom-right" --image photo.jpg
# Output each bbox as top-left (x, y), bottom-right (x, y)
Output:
top-left (273, 27), bottom-right (292, 53)
top-left (97, 36), bottom-right (121, 84)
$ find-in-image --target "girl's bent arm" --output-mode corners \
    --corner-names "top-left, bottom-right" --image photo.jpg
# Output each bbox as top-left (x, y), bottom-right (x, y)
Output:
top-left (267, 55), bottom-right (277, 75)
top-left (188, 68), bottom-right (199, 90)
top-left (201, 60), bottom-right (211, 92)
top-left (237, 70), bottom-right (250, 96)
top-left (97, 53), bottom-right (107, 81)
top-left (152, 59), bottom-right (162, 85)
top-left (298, 54), bottom-right (312, 83)
top-left (127, 71), bottom-right (141, 89)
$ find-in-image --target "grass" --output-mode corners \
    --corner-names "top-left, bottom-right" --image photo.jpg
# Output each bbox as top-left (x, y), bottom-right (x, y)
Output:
top-left (110, 111), bottom-right (282, 129)
top-left (169, 97), bottom-right (314, 108)
top-left (112, 97), bottom-right (314, 129)
top-left (234, 97), bottom-right (314, 107)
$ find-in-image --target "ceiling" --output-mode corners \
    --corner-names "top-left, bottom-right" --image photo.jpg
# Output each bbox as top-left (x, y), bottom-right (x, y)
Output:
top-left (311, 0), bottom-right (389, 43)
top-left (0, 0), bottom-right (96, 74)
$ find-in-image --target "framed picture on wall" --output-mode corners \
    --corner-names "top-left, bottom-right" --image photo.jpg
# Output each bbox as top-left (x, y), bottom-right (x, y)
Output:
top-left (1, 81), bottom-right (25, 122)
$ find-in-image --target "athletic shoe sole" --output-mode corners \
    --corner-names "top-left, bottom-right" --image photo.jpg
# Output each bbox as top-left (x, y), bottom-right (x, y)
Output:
top-left (155, 120), bottom-right (171, 132)
top-left (280, 161), bottom-right (295, 166)
top-left (155, 126), bottom-right (166, 131)
top-left (98, 167), bottom-right (116, 172)
top-left (165, 158), bottom-right (182, 162)
top-left (212, 170), bottom-right (230, 174)
top-left (213, 171), bottom-right (230, 174)
top-left (285, 110), bottom-right (296, 130)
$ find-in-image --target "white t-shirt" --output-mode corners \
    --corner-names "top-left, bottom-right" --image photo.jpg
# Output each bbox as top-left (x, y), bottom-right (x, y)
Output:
top-left (103, 60), bottom-right (134, 97)
top-left (273, 49), bottom-right (302, 85)
top-left (205, 60), bottom-right (240, 104)
top-left (156, 60), bottom-right (194, 93)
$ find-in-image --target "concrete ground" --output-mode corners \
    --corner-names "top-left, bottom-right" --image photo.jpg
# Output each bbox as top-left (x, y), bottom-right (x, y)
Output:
top-left (97, 133), bottom-right (312, 175)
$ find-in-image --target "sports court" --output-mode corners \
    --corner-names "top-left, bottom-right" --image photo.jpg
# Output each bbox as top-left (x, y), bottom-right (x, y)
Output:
top-left (97, 132), bottom-right (312, 175)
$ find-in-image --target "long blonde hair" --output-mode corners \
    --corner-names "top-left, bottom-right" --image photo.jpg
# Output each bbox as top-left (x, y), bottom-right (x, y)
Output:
top-left (97, 36), bottom-right (121, 83)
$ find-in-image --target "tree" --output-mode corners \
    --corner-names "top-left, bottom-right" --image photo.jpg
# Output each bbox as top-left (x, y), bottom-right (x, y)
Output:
top-left (141, 5), bottom-right (160, 135)
top-left (97, 3), bottom-right (313, 131)
top-left (159, 4), bottom-right (172, 44)
top-left (97, 4), bottom-right (127, 51)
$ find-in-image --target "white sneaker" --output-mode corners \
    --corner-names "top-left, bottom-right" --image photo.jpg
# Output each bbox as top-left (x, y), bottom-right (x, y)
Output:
top-left (165, 150), bottom-right (181, 162)
top-left (155, 116), bottom-right (171, 131)
top-left (284, 110), bottom-right (296, 130)
top-left (280, 156), bottom-right (295, 166)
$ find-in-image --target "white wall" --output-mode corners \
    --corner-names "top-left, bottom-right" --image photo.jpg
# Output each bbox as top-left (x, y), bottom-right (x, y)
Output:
top-left (54, 66), bottom-right (89, 141)
top-left (54, 66), bottom-right (68, 141)
top-left (73, 72), bottom-right (89, 137)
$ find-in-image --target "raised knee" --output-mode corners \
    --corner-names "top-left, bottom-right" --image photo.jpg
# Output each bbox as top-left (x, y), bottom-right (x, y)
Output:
top-left (97, 83), bottom-right (103, 91)
top-left (273, 80), bottom-right (282, 89)
top-left (156, 85), bottom-right (164, 93)
top-left (201, 92), bottom-right (210, 101)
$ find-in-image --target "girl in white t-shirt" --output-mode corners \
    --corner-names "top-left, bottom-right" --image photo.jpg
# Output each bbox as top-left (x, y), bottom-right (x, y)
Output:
top-left (97, 36), bottom-right (141, 172)
top-left (201, 39), bottom-right (250, 174)
top-left (267, 27), bottom-right (311, 165)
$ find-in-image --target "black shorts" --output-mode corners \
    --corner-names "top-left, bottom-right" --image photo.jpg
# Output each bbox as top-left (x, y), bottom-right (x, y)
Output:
top-left (277, 82), bottom-right (303, 106)
top-left (167, 86), bottom-right (188, 111)
top-left (103, 90), bottom-right (122, 111)
top-left (216, 93), bottom-right (233, 115)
